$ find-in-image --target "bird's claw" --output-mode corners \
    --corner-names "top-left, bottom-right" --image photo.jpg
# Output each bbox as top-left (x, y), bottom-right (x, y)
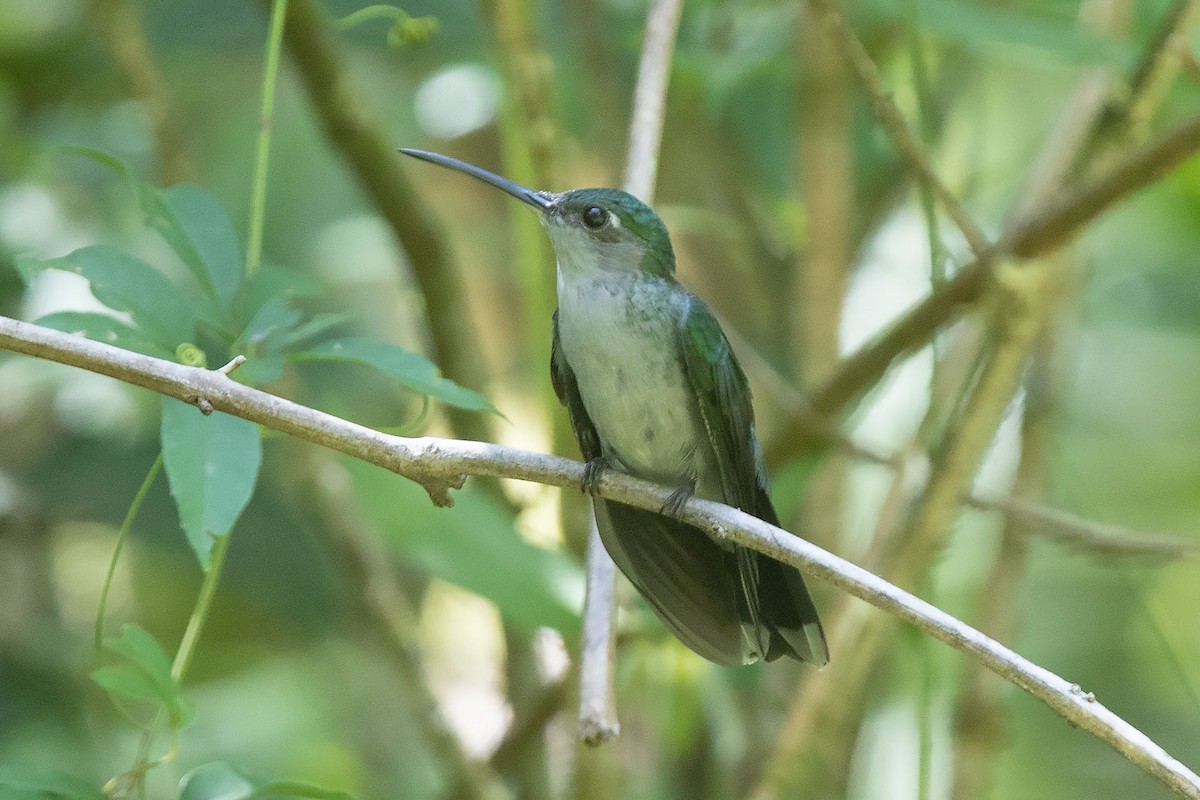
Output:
top-left (581, 457), bottom-right (608, 495)
top-left (661, 478), bottom-right (696, 519)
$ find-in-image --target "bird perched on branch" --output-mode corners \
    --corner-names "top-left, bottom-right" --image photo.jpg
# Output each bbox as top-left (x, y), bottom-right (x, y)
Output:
top-left (402, 148), bottom-right (828, 667)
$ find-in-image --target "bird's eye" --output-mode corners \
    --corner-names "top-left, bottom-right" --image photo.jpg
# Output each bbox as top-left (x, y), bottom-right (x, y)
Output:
top-left (582, 206), bottom-right (609, 230)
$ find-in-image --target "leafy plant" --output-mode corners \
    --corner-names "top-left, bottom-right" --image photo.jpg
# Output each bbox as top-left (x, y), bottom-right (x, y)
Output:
top-left (9, 144), bottom-right (501, 798)
top-left (91, 623), bottom-right (194, 729)
top-left (15, 150), bottom-right (498, 568)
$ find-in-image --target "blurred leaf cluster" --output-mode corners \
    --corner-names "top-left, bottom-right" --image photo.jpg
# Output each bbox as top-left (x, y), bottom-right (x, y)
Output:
top-left (0, 0), bottom-right (1198, 799)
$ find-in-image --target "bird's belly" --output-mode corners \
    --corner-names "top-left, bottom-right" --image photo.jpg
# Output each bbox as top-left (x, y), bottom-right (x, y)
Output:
top-left (558, 290), bottom-right (713, 491)
top-left (581, 349), bottom-right (700, 480)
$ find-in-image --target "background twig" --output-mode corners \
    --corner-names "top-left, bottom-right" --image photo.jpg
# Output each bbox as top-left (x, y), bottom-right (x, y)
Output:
top-left (622, 0), bottom-right (685, 201)
top-left (968, 495), bottom-right (1200, 561)
top-left (767, 107), bottom-right (1200, 466)
top-left (805, 0), bottom-right (992, 257)
top-left (577, 516), bottom-right (619, 745)
top-left (575, 0), bottom-right (684, 745)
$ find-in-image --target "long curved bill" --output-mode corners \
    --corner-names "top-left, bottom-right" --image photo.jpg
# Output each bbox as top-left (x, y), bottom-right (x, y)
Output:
top-left (399, 148), bottom-right (554, 211)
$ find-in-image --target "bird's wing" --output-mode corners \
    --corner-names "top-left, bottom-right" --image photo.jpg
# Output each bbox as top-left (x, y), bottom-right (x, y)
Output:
top-left (676, 297), bottom-right (768, 515)
top-left (678, 297), bottom-right (828, 665)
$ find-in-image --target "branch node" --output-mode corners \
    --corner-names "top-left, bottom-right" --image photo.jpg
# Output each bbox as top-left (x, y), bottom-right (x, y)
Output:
top-left (421, 474), bottom-right (466, 508)
top-left (579, 717), bottom-right (620, 747)
top-left (217, 354), bottom-right (247, 375)
top-left (194, 396), bottom-right (214, 416)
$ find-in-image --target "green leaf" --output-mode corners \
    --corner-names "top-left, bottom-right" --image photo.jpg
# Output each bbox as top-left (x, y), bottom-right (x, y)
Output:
top-left (292, 337), bottom-right (498, 414)
top-left (17, 247), bottom-right (196, 348)
top-left (232, 354), bottom-right (289, 387)
top-left (161, 398), bottom-right (262, 568)
top-left (237, 296), bottom-right (302, 351)
top-left (90, 665), bottom-right (166, 705)
top-left (34, 312), bottom-right (176, 360)
top-left (0, 765), bottom-right (106, 800)
top-left (345, 458), bottom-right (582, 635)
top-left (162, 185), bottom-right (243, 310)
top-left (179, 763), bottom-right (255, 800)
top-left (232, 265), bottom-right (323, 330)
top-left (268, 313), bottom-right (351, 353)
top-left (64, 148), bottom-right (243, 315)
top-left (92, 623), bottom-right (195, 727)
top-left (101, 623), bottom-right (174, 686)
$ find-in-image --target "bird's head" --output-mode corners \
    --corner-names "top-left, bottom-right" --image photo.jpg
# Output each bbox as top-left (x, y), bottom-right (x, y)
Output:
top-left (400, 149), bottom-right (676, 279)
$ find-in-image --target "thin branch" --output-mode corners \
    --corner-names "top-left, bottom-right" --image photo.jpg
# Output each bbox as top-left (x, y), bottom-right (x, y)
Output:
top-left (751, 596), bottom-right (879, 800)
top-left (485, 0), bottom-right (561, 427)
top-left (1129, 0), bottom-right (1200, 102)
top-left (477, 9), bottom-right (565, 790)
top-left (765, 107), bottom-right (1200, 461)
top-left (951, 512), bottom-right (1030, 800)
top-left (2, 315), bottom-right (1199, 798)
top-left (969, 495), bottom-right (1200, 561)
top-left (895, 261), bottom-right (1054, 580)
top-left (1008, 111), bottom-right (1200, 257)
top-left (246, 0), bottom-right (289, 274)
top-left (753, 444), bottom-right (929, 799)
top-left (738, 323), bottom-right (1198, 568)
top-left (737, 322), bottom-right (1200, 566)
top-left (1005, 53), bottom-right (1117, 225)
top-left (766, 15), bottom-right (1200, 465)
top-left (488, 671), bottom-right (573, 775)
top-left (805, 0), bottom-right (992, 258)
top-left (821, 425), bottom-right (1200, 563)
top-left (577, 516), bottom-right (619, 744)
top-left (575, 0), bottom-right (683, 745)
top-left (486, 0), bottom-right (563, 191)
top-left (1098, 0), bottom-right (1200, 145)
top-left (622, 0), bottom-right (685, 201)
top-left (793, 0), bottom-right (855, 554)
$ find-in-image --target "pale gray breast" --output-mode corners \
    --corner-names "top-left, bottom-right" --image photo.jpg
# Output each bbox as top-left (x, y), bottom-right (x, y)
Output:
top-left (557, 275), bottom-right (712, 488)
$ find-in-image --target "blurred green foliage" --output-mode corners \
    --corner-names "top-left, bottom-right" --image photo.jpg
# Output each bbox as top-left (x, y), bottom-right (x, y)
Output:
top-left (0, 0), bottom-right (1198, 799)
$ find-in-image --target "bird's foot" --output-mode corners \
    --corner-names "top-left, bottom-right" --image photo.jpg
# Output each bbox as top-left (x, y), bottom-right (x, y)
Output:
top-left (581, 457), bottom-right (608, 496)
top-left (661, 478), bottom-right (696, 519)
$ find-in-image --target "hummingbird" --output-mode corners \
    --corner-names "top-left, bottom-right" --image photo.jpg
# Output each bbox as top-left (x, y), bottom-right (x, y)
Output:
top-left (401, 148), bottom-right (828, 667)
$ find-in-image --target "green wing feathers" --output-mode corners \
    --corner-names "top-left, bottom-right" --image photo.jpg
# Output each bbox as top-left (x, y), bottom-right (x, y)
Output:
top-left (679, 298), bottom-right (828, 666)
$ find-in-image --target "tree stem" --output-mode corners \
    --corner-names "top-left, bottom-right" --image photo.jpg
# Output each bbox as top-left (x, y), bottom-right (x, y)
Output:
top-left (246, 0), bottom-right (289, 274)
